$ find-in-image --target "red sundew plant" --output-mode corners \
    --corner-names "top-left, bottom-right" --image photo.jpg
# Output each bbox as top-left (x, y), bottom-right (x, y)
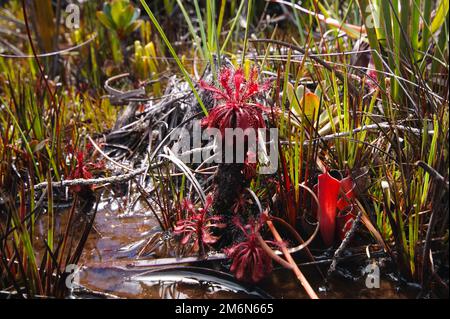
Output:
top-left (199, 66), bottom-right (272, 134)
top-left (224, 217), bottom-right (275, 284)
top-left (67, 146), bottom-right (105, 193)
top-left (174, 195), bottom-right (226, 255)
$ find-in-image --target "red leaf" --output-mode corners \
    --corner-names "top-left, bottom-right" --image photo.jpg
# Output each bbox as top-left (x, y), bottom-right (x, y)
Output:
top-left (199, 67), bottom-right (272, 135)
top-left (317, 170), bottom-right (341, 246)
top-left (336, 210), bottom-right (355, 241)
top-left (174, 195), bottom-right (224, 252)
top-left (336, 176), bottom-right (356, 240)
top-left (225, 218), bottom-right (273, 284)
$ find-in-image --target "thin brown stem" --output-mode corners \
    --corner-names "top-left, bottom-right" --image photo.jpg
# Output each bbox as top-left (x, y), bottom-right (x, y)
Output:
top-left (264, 211), bottom-right (319, 299)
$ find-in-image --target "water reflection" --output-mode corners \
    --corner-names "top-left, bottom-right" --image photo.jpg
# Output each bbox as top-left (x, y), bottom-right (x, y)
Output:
top-left (31, 197), bottom-right (416, 299)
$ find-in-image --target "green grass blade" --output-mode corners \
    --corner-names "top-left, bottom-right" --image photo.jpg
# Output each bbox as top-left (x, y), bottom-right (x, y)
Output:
top-left (140, 0), bottom-right (208, 116)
